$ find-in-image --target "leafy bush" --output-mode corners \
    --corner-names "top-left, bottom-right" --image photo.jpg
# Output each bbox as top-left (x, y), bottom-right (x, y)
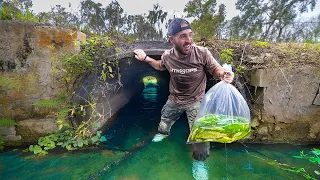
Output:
top-left (28, 129), bottom-right (105, 156)
top-left (253, 41), bottom-right (271, 48)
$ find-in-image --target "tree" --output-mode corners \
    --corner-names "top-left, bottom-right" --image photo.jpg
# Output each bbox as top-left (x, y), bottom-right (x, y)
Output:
top-left (183, 0), bottom-right (226, 40)
top-left (0, 0), bottom-right (37, 22)
top-left (232, 0), bottom-right (317, 42)
top-left (80, 0), bottom-right (106, 35)
top-left (104, 0), bottom-right (125, 34)
top-left (49, 4), bottom-right (79, 28)
top-left (146, 3), bottom-right (168, 40)
top-left (184, 0), bottom-right (217, 19)
top-left (283, 15), bottom-right (320, 42)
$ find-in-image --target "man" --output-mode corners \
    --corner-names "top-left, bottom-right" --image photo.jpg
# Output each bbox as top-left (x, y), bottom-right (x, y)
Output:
top-left (133, 18), bottom-right (234, 162)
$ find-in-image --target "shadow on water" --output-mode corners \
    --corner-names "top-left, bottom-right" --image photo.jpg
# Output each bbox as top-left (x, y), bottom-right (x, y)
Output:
top-left (1, 83), bottom-right (320, 180)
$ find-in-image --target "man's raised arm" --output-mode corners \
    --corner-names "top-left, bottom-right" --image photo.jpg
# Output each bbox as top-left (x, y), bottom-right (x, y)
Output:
top-left (134, 49), bottom-right (166, 71)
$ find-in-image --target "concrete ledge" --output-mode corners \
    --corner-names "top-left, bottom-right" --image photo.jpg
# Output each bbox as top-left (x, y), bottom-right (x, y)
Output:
top-left (18, 118), bottom-right (58, 134)
top-left (3, 135), bottom-right (21, 141)
top-left (0, 127), bottom-right (17, 136)
top-left (250, 69), bottom-right (280, 87)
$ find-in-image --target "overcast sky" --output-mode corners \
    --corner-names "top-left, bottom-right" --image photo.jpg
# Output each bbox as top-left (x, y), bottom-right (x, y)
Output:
top-left (31, 0), bottom-right (240, 20)
top-left (31, 0), bottom-right (319, 25)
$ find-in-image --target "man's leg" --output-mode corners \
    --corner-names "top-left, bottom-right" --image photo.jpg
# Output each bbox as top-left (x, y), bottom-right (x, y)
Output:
top-left (186, 101), bottom-right (210, 161)
top-left (192, 160), bottom-right (209, 180)
top-left (153, 99), bottom-right (183, 142)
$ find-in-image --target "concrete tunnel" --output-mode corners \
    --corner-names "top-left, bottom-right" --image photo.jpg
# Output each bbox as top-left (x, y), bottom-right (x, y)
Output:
top-left (72, 41), bottom-right (173, 130)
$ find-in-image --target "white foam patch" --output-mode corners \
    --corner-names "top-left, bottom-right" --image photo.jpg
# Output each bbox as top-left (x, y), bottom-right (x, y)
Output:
top-left (152, 133), bottom-right (168, 142)
top-left (192, 160), bottom-right (209, 180)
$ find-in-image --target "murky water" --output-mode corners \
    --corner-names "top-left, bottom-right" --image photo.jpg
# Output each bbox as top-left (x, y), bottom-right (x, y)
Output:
top-left (0, 85), bottom-right (319, 180)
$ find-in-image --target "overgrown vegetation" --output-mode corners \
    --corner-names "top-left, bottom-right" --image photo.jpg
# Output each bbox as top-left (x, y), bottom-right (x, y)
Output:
top-left (220, 48), bottom-right (245, 75)
top-left (28, 129), bottom-right (104, 156)
top-left (0, 0), bottom-right (37, 22)
top-left (253, 41), bottom-right (271, 48)
top-left (26, 36), bottom-right (121, 156)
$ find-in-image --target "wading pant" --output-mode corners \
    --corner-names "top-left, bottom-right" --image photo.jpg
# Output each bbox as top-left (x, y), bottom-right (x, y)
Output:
top-left (158, 99), bottom-right (210, 161)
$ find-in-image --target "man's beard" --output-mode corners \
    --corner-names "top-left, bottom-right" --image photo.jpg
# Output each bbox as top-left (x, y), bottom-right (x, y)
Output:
top-left (174, 43), bottom-right (191, 55)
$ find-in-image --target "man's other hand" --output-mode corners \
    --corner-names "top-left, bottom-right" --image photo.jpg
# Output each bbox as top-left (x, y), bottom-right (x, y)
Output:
top-left (220, 71), bottom-right (234, 83)
top-left (133, 49), bottom-right (146, 61)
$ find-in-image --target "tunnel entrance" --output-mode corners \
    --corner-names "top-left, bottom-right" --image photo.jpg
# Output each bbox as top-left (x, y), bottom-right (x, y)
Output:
top-left (118, 55), bottom-right (169, 99)
top-left (72, 48), bottom-right (171, 132)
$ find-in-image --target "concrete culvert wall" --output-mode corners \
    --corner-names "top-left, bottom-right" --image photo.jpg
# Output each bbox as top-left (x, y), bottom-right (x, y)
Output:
top-left (0, 21), bottom-right (86, 145)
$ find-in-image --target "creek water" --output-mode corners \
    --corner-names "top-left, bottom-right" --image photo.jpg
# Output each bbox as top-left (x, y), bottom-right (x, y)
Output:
top-left (0, 85), bottom-right (319, 180)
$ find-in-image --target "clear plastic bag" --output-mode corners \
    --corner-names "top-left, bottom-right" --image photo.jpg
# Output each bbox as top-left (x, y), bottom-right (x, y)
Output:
top-left (187, 76), bottom-right (251, 144)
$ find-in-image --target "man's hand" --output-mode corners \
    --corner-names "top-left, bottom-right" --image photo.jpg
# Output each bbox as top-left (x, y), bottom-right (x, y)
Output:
top-left (133, 49), bottom-right (147, 61)
top-left (219, 71), bottom-right (234, 83)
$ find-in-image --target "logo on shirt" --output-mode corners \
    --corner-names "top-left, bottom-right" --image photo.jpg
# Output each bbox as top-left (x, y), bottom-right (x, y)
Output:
top-left (171, 68), bottom-right (197, 74)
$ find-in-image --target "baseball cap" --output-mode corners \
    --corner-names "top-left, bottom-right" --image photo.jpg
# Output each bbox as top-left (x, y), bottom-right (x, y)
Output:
top-left (168, 18), bottom-right (191, 36)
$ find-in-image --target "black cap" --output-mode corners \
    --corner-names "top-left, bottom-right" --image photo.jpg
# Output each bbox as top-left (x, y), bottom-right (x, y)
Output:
top-left (168, 18), bottom-right (191, 36)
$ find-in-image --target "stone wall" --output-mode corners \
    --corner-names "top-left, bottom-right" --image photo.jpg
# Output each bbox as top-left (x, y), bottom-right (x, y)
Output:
top-left (249, 67), bottom-right (320, 144)
top-left (0, 21), bottom-right (85, 144)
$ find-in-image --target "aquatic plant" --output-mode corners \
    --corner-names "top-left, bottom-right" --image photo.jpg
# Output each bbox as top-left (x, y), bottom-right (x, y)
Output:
top-left (243, 144), bottom-right (318, 180)
top-left (188, 114), bottom-right (250, 143)
top-left (292, 148), bottom-right (320, 178)
top-left (293, 148), bottom-right (320, 165)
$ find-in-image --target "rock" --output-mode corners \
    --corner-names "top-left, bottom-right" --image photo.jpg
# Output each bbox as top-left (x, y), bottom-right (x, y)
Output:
top-left (250, 69), bottom-right (280, 87)
top-left (18, 118), bottom-right (58, 134)
top-left (309, 121), bottom-right (320, 138)
top-left (0, 126), bottom-right (22, 145)
top-left (257, 126), bottom-right (269, 136)
top-left (265, 53), bottom-right (273, 59)
top-left (248, 55), bottom-right (264, 64)
top-left (2, 135), bottom-right (21, 141)
top-left (250, 117), bottom-right (260, 128)
top-left (313, 94), bottom-right (320, 105)
top-left (0, 127), bottom-right (16, 136)
top-left (15, 118), bottom-right (59, 144)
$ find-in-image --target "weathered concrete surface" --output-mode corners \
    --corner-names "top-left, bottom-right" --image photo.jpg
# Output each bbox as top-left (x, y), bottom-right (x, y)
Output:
top-left (16, 118), bottom-right (59, 144)
top-left (0, 127), bottom-right (21, 145)
top-left (249, 67), bottom-right (320, 144)
top-left (0, 21), bottom-right (85, 145)
top-left (0, 21), bottom-right (85, 121)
